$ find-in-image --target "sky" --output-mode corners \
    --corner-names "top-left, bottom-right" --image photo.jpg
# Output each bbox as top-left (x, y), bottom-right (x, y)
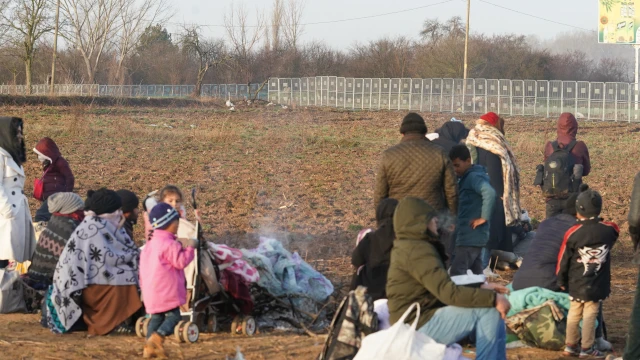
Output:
top-left (167, 0), bottom-right (596, 49)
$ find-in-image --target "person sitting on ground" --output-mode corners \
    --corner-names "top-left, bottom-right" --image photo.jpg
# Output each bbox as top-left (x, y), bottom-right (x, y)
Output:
top-left (490, 211), bottom-right (534, 270)
top-left (448, 145), bottom-right (495, 276)
top-left (386, 197), bottom-right (510, 360)
top-left (512, 188), bottom-right (611, 352)
top-left (431, 120), bottom-right (470, 154)
top-left (27, 192), bottom-right (84, 286)
top-left (140, 203), bottom-right (196, 358)
top-left (33, 137), bottom-right (75, 224)
top-left (44, 188), bottom-right (142, 335)
top-left (116, 189), bottom-right (140, 242)
top-left (350, 198), bottom-right (398, 301)
top-left (557, 185), bottom-right (618, 358)
top-left (540, 113), bottom-right (590, 218)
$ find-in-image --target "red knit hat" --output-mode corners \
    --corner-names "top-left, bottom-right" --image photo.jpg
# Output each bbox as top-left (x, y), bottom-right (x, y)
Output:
top-left (480, 112), bottom-right (500, 127)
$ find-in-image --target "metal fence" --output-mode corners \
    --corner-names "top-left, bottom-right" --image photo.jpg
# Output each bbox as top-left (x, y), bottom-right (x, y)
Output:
top-left (267, 77), bottom-right (640, 122)
top-left (3, 78), bottom-right (640, 121)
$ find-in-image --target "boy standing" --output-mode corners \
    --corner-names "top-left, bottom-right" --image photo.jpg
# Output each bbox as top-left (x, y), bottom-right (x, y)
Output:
top-left (557, 184), bottom-right (619, 359)
top-left (448, 145), bottom-right (496, 276)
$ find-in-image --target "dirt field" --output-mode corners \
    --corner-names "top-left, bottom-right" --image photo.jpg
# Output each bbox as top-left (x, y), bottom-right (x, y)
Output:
top-left (0, 101), bottom-right (639, 359)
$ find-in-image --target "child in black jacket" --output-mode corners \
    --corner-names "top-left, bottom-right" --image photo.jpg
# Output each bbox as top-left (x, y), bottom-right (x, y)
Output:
top-left (557, 184), bottom-right (619, 358)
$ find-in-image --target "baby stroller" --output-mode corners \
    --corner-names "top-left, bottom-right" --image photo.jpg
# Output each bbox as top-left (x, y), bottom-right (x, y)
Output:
top-left (135, 189), bottom-right (257, 343)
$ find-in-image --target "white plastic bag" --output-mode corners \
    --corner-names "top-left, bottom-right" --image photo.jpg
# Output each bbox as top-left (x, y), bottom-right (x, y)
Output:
top-left (0, 269), bottom-right (26, 314)
top-left (354, 302), bottom-right (446, 360)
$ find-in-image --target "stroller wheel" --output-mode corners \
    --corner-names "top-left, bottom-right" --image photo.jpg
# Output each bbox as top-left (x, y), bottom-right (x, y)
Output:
top-left (207, 314), bottom-right (218, 333)
top-left (135, 317), bottom-right (145, 338)
top-left (242, 317), bottom-right (256, 336)
top-left (174, 320), bottom-right (186, 342)
top-left (183, 321), bottom-right (199, 343)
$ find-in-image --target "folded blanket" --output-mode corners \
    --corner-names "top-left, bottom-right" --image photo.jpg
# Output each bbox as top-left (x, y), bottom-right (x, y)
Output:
top-left (506, 285), bottom-right (571, 317)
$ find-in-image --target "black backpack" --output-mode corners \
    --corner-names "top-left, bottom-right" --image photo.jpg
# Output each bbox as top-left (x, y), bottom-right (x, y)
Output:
top-left (542, 140), bottom-right (577, 198)
top-left (318, 286), bottom-right (378, 360)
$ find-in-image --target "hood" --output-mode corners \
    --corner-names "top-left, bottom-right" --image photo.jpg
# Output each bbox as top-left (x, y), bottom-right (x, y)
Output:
top-left (436, 121), bottom-right (469, 144)
top-left (34, 137), bottom-right (61, 162)
top-left (0, 117), bottom-right (26, 166)
top-left (463, 164), bottom-right (490, 180)
top-left (393, 197), bottom-right (437, 241)
top-left (375, 198), bottom-right (399, 227)
top-left (557, 113), bottom-right (578, 145)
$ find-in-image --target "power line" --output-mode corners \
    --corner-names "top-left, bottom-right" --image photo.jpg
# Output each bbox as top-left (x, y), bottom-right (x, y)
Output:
top-left (477, 0), bottom-right (596, 33)
top-left (167, 0), bottom-right (456, 28)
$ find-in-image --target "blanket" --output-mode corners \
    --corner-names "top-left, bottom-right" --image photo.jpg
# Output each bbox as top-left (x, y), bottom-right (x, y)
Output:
top-left (505, 286), bottom-right (571, 317)
top-left (45, 213), bottom-right (140, 333)
top-left (466, 123), bottom-right (522, 226)
top-left (241, 237), bottom-right (333, 303)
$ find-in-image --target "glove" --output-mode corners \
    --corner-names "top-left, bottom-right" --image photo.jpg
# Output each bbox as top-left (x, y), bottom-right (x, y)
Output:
top-left (178, 237), bottom-right (198, 248)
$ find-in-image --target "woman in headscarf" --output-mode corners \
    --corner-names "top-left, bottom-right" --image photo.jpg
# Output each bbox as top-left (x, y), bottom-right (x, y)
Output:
top-left (465, 112), bottom-right (522, 273)
top-left (44, 188), bottom-right (142, 335)
top-left (431, 120), bottom-right (470, 154)
top-left (350, 198), bottom-right (399, 301)
top-left (0, 117), bottom-right (36, 269)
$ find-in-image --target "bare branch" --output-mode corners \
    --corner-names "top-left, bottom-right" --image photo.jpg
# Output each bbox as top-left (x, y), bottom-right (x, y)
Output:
top-left (283, 0), bottom-right (305, 51)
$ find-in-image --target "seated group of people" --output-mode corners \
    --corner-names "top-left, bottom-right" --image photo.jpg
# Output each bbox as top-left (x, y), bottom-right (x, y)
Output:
top-left (352, 112), bottom-right (617, 359)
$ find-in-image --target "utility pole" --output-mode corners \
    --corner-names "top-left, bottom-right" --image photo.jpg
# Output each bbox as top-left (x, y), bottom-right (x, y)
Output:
top-left (50, 0), bottom-right (60, 96)
top-left (462, 0), bottom-right (471, 112)
top-left (635, 44), bottom-right (639, 118)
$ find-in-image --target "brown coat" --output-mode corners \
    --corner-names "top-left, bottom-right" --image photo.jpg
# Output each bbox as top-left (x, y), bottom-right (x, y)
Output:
top-left (374, 135), bottom-right (458, 214)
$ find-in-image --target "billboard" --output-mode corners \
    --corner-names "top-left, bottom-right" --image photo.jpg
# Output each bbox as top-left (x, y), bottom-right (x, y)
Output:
top-left (599, 1), bottom-right (640, 44)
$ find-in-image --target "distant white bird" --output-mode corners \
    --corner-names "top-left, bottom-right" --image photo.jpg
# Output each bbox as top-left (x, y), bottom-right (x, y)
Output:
top-left (226, 93), bottom-right (234, 107)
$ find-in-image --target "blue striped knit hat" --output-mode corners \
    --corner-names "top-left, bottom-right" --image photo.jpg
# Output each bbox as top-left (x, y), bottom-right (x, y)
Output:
top-left (149, 203), bottom-right (180, 230)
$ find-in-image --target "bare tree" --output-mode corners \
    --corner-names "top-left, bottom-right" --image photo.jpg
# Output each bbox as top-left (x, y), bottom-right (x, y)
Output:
top-left (112, 0), bottom-right (172, 84)
top-left (224, 2), bottom-right (265, 82)
top-left (59, 0), bottom-right (125, 83)
top-left (283, 0), bottom-right (305, 51)
top-left (270, 0), bottom-right (284, 52)
top-left (181, 26), bottom-right (227, 97)
top-left (0, 0), bottom-right (53, 93)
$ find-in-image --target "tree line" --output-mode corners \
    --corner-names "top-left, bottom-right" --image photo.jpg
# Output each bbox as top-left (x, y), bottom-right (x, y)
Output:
top-left (0, 0), bottom-right (632, 96)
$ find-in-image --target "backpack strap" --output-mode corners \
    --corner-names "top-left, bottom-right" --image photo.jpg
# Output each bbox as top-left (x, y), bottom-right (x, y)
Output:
top-left (565, 140), bottom-right (577, 153)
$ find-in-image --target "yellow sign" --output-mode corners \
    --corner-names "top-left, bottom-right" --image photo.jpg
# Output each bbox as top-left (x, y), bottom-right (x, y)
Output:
top-left (599, 0), bottom-right (640, 43)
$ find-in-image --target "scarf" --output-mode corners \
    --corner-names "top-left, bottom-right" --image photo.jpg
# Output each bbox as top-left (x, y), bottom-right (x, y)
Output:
top-left (466, 123), bottom-right (522, 226)
top-left (45, 214), bottom-right (140, 333)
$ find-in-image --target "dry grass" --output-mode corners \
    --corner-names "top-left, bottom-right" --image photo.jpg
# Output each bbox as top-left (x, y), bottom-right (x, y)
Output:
top-left (0, 102), bottom-right (639, 359)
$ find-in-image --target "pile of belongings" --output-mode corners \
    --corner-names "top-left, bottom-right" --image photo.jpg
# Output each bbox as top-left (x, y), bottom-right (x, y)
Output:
top-left (241, 237), bottom-right (334, 333)
top-left (504, 286), bottom-right (596, 351)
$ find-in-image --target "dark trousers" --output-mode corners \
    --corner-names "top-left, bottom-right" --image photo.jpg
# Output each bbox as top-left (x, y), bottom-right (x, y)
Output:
top-left (147, 307), bottom-right (181, 338)
top-left (0, 260), bottom-right (8, 268)
top-left (450, 246), bottom-right (484, 276)
top-left (623, 270), bottom-right (640, 359)
top-left (546, 198), bottom-right (567, 219)
top-left (34, 199), bottom-right (51, 222)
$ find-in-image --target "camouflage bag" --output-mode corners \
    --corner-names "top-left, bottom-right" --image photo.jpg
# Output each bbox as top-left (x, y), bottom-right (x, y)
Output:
top-left (505, 299), bottom-right (566, 351)
top-left (318, 286), bottom-right (378, 360)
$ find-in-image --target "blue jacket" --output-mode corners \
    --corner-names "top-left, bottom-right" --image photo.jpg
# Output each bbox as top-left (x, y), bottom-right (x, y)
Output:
top-left (456, 165), bottom-right (496, 247)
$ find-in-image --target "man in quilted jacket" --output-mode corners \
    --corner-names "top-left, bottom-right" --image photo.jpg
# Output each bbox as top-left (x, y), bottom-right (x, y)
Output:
top-left (374, 112), bottom-right (458, 215)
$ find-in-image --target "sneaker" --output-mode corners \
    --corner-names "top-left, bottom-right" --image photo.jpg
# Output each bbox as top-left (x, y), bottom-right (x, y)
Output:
top-left (563, 344), bottom-right (580, 357)
top-left (579, 346), bottom-right (606, 359)
top-left (595, 337), bottom-right (612, 352)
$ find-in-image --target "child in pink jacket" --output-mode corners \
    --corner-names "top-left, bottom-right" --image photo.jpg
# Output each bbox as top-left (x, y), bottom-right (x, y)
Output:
top-left (139, 203), bottom-right (196, 358)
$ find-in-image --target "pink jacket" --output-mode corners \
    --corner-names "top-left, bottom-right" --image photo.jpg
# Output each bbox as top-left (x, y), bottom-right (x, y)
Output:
top-left (140, 229), bottom-right (195, 314)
